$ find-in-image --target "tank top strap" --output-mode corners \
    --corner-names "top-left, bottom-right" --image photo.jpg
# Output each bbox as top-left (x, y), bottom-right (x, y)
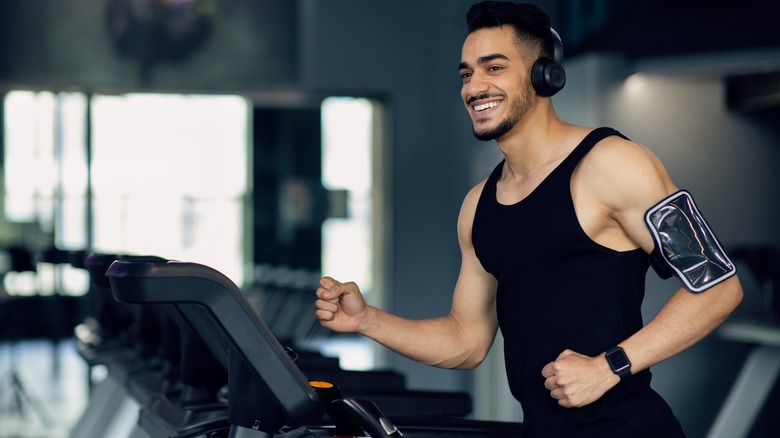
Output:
top-left (559, 127), bottom-right (628, 173)
top-left (480, 127), bottom-right (628, 201)
top-left (483, 158), bottom-right (505, 195)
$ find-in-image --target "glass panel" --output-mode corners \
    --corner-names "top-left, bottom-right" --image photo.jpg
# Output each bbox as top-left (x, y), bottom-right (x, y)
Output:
top-left (3, 90), bottom-right (56, 223)
top-left (3, 90), bottom-right (88, 295)
top-left (57, 92), bottom-right (89, 250)
top-left (2, 91), bottom-right (248, 292)
top-left (321, 97), bottom-right (374, 295)
top-left (90, 93), bottom-right (249, 284)
top-left (318, 97), bottom-right (376, 370)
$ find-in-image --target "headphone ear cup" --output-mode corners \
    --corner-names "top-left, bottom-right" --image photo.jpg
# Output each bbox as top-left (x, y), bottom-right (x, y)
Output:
top-left (544, 61), bottom-right (566, 96)
top-left (531, 56), bottom-right (566, 97)
top-left (531, 57), bottom-right (550, 96)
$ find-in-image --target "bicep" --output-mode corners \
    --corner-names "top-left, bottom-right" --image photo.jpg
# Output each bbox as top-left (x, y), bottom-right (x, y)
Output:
top-left (451, 244), bottom-right (498, 330)
top-left (601, 142), bottom-right (679, 253)
top-left (450, 184), bottom-right (499, 344)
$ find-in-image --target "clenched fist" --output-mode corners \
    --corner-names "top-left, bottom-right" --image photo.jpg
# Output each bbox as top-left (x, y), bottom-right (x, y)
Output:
top-left (315, 276), bottom-right (369, 334)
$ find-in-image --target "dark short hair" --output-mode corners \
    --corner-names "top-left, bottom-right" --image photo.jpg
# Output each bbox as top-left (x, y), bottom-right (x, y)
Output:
top-left (466, 1), bottom-right (553, 59)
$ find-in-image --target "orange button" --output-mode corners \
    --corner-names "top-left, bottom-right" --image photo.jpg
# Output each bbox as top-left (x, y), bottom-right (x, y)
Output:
top-left (309, 380), bottom-right (335, 389)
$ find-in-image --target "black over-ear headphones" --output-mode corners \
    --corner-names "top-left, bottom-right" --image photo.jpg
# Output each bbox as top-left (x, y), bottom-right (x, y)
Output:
top-left (531, 27), bottom-right (566, 97)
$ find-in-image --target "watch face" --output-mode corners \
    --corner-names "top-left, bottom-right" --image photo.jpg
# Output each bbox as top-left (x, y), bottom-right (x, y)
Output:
top-left (607, 348), bottom-right (630, 372)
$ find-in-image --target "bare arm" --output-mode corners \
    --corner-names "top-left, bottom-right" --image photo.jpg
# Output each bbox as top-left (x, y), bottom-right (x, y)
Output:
top-left (315, 183), bottom-right (499, 370)
top-left (607, 141), bottom-right (743, 376)
top-left (543, 137), bottom-right (743, 407)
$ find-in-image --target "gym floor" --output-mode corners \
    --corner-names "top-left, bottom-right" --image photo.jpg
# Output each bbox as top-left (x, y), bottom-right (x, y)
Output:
top-left (0, 339), bottom-right (88, 438)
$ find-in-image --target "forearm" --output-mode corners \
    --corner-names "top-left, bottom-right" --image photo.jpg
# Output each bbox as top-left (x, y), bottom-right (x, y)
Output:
top-left (621, 276), bottom-right (743, 375)
top-left (359, 306), bottom-right (489, 369)
top-left (542, 276), bottom-right (743, 408)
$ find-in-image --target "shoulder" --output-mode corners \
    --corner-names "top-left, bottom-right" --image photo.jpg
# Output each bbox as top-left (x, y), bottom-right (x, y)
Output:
top-left (584, 134), bottom-right (659, 175)
top-left (578, 133), bottom-right (677, 213)
top-left (457, 179), bottom-right (489, 244)
top-left (460, 179), bottom-right (488, 221)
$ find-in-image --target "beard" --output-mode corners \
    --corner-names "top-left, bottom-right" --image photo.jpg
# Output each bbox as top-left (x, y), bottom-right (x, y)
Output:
top-left (473, 116), bottom-right (516, 142)
top-left (472, 88), bottom-right (532, 142)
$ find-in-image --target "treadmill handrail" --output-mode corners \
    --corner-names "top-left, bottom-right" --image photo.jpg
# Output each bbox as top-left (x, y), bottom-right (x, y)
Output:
top-left (106, 259), bottom-right (324, 428)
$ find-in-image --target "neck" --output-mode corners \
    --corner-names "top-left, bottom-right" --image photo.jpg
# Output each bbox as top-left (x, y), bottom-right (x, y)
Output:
top-left (495, 104), bottom-right (570, 178)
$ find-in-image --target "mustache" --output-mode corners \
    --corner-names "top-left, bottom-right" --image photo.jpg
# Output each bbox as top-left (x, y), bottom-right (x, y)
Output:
top-left (467, 93), bottom-right (503, 105)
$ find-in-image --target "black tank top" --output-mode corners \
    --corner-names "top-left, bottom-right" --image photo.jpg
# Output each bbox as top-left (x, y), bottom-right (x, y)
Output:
top-left (472, 127), bottom-right (685, 437)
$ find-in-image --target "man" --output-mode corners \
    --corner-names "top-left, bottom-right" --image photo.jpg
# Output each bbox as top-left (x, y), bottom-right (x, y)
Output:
top-left (315, 1), bottom-right (743, 436)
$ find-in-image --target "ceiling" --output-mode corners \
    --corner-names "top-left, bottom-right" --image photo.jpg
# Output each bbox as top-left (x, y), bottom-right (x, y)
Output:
top-left (560, 0), bottom-right (780, 60)
top-left (556, 0), bottom-right (780, 113)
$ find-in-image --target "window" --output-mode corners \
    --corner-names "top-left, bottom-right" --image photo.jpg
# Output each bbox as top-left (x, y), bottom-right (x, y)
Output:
top-left (90, 93), bottom-right (249, 284)
top-left (321, 97), bottom-right (375, 293)
top-left (3, 90), bottom-right (249, 293)
top-left (3, 90), bottom-right (88, 294)
top-left (316, 97), bottom-right (384, 370)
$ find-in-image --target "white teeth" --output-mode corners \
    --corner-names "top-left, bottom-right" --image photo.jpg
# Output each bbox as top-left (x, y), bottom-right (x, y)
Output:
top-left (474, 101), bottom-right (499, 112)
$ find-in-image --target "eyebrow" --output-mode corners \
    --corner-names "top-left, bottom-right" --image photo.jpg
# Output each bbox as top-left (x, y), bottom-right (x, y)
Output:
top-left (458, 53), bottom-right (510, 70)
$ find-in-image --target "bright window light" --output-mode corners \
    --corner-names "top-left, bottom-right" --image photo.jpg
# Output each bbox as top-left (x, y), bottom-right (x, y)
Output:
top-left (90, 93), bottom-right (249, 284)
top-left (3, 90), bottom-right (56, 223)
top-left (321, 97), bottom-right (374, 295)
top-left (57, 92), bottom-right (89, 250)
top-left (319, 96), bottom-right (380, 370)
top-left (3, 91), bottom-right (249, 293)
top-left (3, 90), bottom-right (89, 295)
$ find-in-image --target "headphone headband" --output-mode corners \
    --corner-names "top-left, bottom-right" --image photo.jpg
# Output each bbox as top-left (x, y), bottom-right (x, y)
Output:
top-left (550, 27), bottom-right (564, 65)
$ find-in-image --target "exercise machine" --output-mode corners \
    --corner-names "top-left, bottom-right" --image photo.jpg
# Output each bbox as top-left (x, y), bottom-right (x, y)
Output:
top-left (106, 259), bottom-right (524, 437)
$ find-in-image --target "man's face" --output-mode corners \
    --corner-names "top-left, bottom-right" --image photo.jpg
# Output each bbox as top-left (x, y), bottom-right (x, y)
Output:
top-left (459, 26), bottom-right (533, 141)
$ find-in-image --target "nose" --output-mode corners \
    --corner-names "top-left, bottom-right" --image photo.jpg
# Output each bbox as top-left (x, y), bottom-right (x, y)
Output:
top-left (463, 71), bottom-right (490, 102)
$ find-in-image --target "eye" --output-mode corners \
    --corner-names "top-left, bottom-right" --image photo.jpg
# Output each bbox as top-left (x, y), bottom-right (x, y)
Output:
top-left (488, 65), bottom-right (503, 72)
top-left (460, 71), bottom-right (472, 79)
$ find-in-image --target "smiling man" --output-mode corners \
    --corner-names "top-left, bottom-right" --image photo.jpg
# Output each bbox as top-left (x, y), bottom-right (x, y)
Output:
top-left (461, 48), bottom-right (534, 141)
top-left (315, 2), bottom-right (743, 436)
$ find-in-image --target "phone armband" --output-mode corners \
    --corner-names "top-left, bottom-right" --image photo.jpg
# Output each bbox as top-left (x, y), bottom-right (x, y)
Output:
top-left (645, 190), bottom-right (736, 293)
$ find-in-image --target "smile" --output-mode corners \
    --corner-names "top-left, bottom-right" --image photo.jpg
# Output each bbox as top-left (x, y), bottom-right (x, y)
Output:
top-left (473, 101), bottom-right (500, 112)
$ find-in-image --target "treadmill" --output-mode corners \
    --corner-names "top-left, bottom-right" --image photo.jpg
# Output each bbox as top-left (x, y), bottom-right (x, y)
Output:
top-left (107, 259), bottom-right (523, 437)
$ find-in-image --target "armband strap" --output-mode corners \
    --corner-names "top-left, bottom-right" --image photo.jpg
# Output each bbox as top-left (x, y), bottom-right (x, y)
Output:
top-left (644, 190), bottom-right (736, 293)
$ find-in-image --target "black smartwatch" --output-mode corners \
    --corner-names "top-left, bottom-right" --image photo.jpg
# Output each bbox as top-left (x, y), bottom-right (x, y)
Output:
top-left (605, 346), bottom-right (632, 381)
